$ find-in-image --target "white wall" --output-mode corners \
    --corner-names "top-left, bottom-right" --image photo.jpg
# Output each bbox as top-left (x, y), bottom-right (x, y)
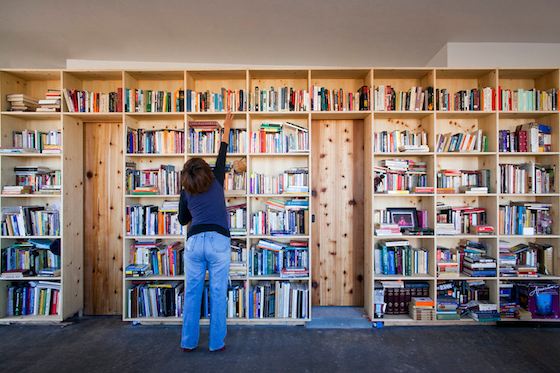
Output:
top-left (429, 43), bottom-right (560, 67)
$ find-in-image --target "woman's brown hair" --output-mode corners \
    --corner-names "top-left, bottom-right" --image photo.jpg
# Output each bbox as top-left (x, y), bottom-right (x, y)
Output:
top-left (181, 158), bottom-right (214, 194)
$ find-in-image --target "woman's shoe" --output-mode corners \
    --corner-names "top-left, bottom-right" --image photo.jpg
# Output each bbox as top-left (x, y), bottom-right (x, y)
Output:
top-left (181, 347), bottom-right (197, 352)
top-left (210, 345), bottom-right (226, 352)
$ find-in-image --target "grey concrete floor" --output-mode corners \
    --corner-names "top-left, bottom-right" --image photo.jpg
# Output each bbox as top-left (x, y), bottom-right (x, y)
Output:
top-left (1, 317), bottom-right (559, 372)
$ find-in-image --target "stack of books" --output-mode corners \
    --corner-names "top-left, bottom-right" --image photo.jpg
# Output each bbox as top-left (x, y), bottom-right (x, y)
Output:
top-left (37, 90), bottom-right (61, 112)
top-left (375, 223), bottom-right (402, 236)
top-left (466, 301), bottom-right (500, 322)
top-left (6, 93), bottom-right (39, 111)
top-left (409, 297), bottom-right (435, 321)
top-left (462, 255), bottom-right (497, 277)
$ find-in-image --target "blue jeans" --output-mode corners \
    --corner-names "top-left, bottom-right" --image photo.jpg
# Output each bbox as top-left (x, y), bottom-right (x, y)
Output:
top-left (181, 231), bottom-right (231, 351)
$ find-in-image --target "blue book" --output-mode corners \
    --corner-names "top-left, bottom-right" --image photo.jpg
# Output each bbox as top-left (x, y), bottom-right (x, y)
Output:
top-left (387, 250), bottom-right (396, 275)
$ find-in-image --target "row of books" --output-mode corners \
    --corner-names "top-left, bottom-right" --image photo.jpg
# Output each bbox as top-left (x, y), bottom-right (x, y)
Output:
top-left (200, 282), bottom-right (247, 319)
top-left (250, 87), bottom-right (309, 112)
top-left (63, 89), bottom-right (121, 113)
top-left (127, 282), bottom-right (184, 318)
top-left (374, 159), bottom-right (427, 193)
top-left (248, 168), bottom-right (309, 195)
top-left (3, 167), bottom-right (61, 195)
top-left (250, 199), bottom-right (309, 236)
top-left (188, 121), bottom-right (246, 154)
top-left (499, 88), bottom-right (557, 112)
top-left (125, 201), bottom-right (185, 236)
top-left (126, 240), bottom-right (184, 277)
top-left (6, 281), bottom-right (61, 316)
top-left (249, 239), bottom-right (309, 278)
top-left (11, 130), bottom-right (62, 154)
top-left (435, 130), bottom-right (488, 153)
top-left (124, 89), bottom-right (184, 112)
top-left (230, 240), bottom-right (247, 277)
top-left (436, 88), bottom-right (495, 111)
top-left (1, 239), bottom-right (61, 278)
top-left (435, 205), bottom-right (488, 235)
top-left (223, 165), bottom-right (246, 192)
top-left (227, 204), bottom-right (247, 236)
top-left (126, 128), bottom-right (185, 154)
top-left (374, 86), bottom-right (433, 111)
top-left (1, 206), bottom-right (60, 236)
top-left (311, 86), bottom-right (370, 111)
top-left (436, 169), bottom-right (491, 194)
top-left (498, 123), bottom-right (552, 153)
top-left (499, 163), bottom-right (555, 194)
top-left (186, 89), bottom-right (247, 112)
top-left (499, 241), bottom-right (553, 278)
top-left (125, 163), bottom-right (180, 195)
top-left (498, 202), bottom-right (553, 236)
top-left (377, 281), bottom-right (430, 316)
top-left (373, 130), bottom-right (429, 153)
top-left (249, 281), bottom-right (309, 319)
top-left (374, 240), bottom-right (429, 276)
top-left (249, 122), bottom-right (309, 154)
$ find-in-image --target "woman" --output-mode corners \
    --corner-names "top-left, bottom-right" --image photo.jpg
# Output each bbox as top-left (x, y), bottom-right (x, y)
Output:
top-left (178, 112), bottom-right (233, 352)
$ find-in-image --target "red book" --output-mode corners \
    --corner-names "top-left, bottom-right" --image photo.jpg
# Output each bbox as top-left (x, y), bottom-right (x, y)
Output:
top-left (51, 290), bottom-right (59, 315)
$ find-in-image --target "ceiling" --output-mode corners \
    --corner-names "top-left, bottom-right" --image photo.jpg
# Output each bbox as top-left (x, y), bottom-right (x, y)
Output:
top-left (1, 0), bottom-right (560, 68)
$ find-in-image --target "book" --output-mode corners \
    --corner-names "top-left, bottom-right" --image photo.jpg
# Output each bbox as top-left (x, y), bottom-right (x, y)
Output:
top-left (6, 93), bottom-right (40, 111)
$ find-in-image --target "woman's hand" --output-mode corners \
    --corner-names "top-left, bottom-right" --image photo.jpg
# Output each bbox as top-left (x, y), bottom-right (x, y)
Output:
top-left (222, 111), bottom-right (233, 143)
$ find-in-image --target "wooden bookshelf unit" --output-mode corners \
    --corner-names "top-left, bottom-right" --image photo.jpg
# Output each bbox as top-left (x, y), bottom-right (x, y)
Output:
top-left (1, 67), bottom-right (559, 326)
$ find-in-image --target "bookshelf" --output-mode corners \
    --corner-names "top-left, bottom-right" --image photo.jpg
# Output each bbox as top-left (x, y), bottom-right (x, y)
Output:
top-left (366, 68), bottom-right (560, 325)
top-left (1, 67), bottom-right (559, 325)
top-left (0, 70), bottom-right (83, 323)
